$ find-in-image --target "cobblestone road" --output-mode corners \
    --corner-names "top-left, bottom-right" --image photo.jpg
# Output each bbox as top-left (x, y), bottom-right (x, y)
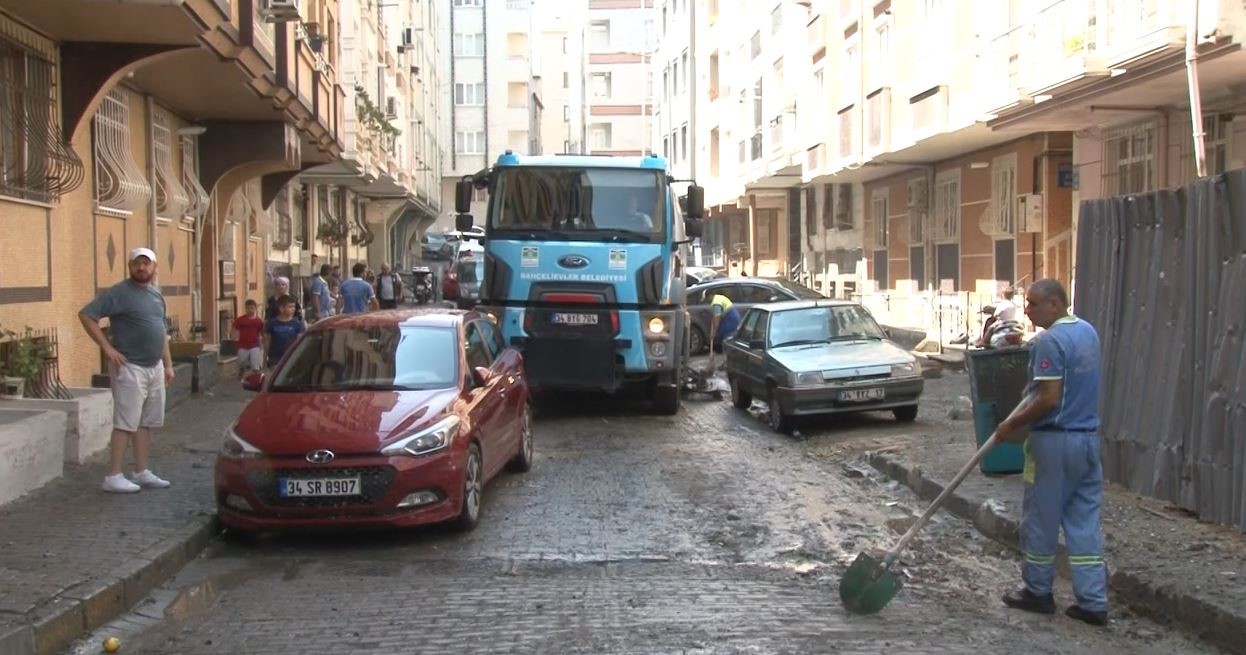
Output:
top-left (72, 376), bottom-right (1220, 654)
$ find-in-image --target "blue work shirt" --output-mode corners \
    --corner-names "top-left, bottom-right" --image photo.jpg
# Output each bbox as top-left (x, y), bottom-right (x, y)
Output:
top-left (1027, 315), bottom-right (1101, 431)
top-left (339, 278), bottom-right (375, 314)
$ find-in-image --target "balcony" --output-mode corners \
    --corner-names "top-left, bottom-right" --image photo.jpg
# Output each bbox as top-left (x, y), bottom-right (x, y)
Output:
top-left (1023, 0), bottom-right (1110, 96)
top-left (864, 87), bottom-right (890, 156)
top-left (506, 54), bottom-right (530, 82)
top-left (808, 14), bottom-right (827, 63)
top-left (1101, 0), bottom-right (1185, 69)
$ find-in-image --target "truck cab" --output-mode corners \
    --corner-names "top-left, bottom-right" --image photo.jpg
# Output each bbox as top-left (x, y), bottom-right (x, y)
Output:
top-left (453, 152), bottom-right (705, 414)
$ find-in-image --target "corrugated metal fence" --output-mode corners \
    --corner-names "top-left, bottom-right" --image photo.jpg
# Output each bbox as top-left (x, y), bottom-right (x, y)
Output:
top-left (1075, 170), bottom-right (1246, 533)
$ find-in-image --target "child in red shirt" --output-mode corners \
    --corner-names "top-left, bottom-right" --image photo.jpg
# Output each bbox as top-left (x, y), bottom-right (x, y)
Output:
top-left (232, 299), bottom-right (265, 374)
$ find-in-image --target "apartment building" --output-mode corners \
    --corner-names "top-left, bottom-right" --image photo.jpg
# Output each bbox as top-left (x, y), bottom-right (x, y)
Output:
top-left (293, 0), bottom-right (446, 278)
top-left (0, 0), bottom-right (355, 385)
top-left (658, 0), bottom-right (809, 276)
top-left (586, 0), bottom-right (657, 156)
top-left (535, 0), bottom-right (590, 155)
top-left (438, 0), bottom-right (547, 229)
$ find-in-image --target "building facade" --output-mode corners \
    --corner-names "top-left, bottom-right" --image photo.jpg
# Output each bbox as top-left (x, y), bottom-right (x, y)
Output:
top-left (586, 0), bottom-right (657, 157)
top-left (653, 0), bottom-right (1246, 337)
top-left (0, 0), bottom-right (350, 386)
top-left (437, 0), bottom-right (550, 231)
top-left (534, 0), bottom-right (589, 156)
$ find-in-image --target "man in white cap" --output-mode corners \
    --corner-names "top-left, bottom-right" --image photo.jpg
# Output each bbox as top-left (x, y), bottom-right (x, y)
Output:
top-left (78, 247), bottom-right (175, 493)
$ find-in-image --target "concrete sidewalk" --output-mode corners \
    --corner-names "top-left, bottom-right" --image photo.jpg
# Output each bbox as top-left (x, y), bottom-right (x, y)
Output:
top-left (866, 441), bottom-right (1246, 655)
top-left (0, 383), bottom-right (248, 655)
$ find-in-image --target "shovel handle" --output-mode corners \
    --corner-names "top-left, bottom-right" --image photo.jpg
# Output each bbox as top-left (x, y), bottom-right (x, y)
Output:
top-left (883, 433), bottom-right (1001, 566)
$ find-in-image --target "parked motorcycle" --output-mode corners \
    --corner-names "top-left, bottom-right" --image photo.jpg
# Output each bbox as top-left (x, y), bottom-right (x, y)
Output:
top-left (974, 305), bottom-right (1025, 349)
top-left (411, 267), bottom-right (433, 305)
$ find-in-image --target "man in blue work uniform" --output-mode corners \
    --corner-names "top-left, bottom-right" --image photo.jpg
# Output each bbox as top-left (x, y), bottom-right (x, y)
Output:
top-left (705, 293), bottom-right (741, 375)
top-left (992, 278), bottom-right (1108, 627)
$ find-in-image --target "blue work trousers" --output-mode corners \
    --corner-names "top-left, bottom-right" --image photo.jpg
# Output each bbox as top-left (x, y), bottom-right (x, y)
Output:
top-left (1021, 430), bottom-right (1109, 612)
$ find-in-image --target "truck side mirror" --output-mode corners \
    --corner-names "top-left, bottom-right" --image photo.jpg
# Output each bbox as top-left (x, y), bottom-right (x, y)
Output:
top-left (684, 217), bottom-right (704, 238)
top-left (685, 184), bottom-right (705, 219)
top-left (455, 178), bottom-right (474, 214)
top-left (455, 214), bottom-right (474, 232)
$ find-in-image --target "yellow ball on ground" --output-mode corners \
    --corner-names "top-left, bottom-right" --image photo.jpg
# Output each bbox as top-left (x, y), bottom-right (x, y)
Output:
top-left (103, 636), bottom-right (121, 653)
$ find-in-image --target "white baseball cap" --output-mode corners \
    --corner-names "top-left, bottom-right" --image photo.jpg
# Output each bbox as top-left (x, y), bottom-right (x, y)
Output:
top-left (129, 247), bottom-right (157, 263)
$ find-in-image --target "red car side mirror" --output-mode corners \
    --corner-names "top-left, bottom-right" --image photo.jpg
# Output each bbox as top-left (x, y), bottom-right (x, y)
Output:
top-left (241, 370), bottom-right (264, 391)
top-left (471, 366), bottom-right (489, 388)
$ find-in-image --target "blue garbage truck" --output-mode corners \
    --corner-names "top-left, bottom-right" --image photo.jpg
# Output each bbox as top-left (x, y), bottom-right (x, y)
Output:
top-left (453, 151), bottom-right (706, 414)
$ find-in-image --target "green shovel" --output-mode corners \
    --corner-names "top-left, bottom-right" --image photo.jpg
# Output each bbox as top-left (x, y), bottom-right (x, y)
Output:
top-left (839, 433), bottom-right (1001, 614)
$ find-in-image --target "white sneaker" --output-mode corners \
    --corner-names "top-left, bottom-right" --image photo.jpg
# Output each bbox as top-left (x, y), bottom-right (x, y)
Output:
top-left (132, 470), bottom-right (171, 489)
top-left (102, 474), bottom-right (141, 493)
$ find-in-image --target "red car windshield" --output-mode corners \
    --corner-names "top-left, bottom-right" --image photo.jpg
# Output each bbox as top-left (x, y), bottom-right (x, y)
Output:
top-left (269, 325), bottom-right (459, 391)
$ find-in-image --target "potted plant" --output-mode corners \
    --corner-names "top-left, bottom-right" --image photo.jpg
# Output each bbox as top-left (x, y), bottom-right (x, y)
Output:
top-left (0, 327), bottom-right (50, 399)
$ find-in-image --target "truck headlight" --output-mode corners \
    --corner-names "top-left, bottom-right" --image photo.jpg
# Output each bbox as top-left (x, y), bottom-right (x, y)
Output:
top-left (794, 371), bottom-right (823, 386)
top-left (891, 361), bottom-right (918, 377)
top-left (648, 317), bottom-right (666, 334)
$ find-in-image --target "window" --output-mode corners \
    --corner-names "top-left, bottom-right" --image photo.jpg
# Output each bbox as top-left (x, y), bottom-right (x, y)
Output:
top-left (842, 35), bottom-right (860, 102)
top-left (1187, 114), bottom-right (1233, 182)
top-left (733, 284), bottom-right (780, 303)
top-left (590, 20), bottom-right (611, 50)
top-left (871, 190), bottom-right (888, 249)
top-left (453, 0), bottom-right (482, 6)
top-left (591, 72), bottom-right (612, 98)
top-left (455, 130), bottom-right (484, 154)
top-left (821, 183), bottom-right (834, 229)
top-left (805, 186), bottom-right (817, 238)
top-left (680, 124), bottom-right (688, 161)
top-left (562, 37), bottom-right (568, 53)
top-left (750, 31), bottom-right (762, 59)
top-left (454, 33), bottom-right (484, 56)
top-left (662, 136), bottom-right (669, 159)
top-left (454, 82), bottom-right (485, 106)
top-left (873, 15), bottom-right (892, 86)
top-left (590, 123), bottom-right (612, 149)
top-left (151, 109), bottom-right (189, 220)
top-left (270, 325), bottom-right (459, 391)
top-left (563, 71), bottom-right (569, 88)
top-left (680, 50), bottom-right (689, 92)
top-left (1, 37), bottom-right (76, 204)
top-left (671, 60), bottom-right (679, 96)
top-left (771, 3), bottom-right (782, 34)
top-left (931, 173), bottom-right (960, 242)
top-left (736, 309), bottom-right (761, 343)
top-left (93, 87), bottom-right (152, 213)
top-left (1103, 122), bottom-right (1156, 195)
top-left (464, 322), bottom-right (493, 371)
top-left (989, 154), bottom-right (1017, 235)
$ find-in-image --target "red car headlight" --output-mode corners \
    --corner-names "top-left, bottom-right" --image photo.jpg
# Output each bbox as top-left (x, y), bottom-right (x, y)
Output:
top-left (380, 416), bottom-right (460, 457)
top-left (220, 426), bottom-right (264, 460)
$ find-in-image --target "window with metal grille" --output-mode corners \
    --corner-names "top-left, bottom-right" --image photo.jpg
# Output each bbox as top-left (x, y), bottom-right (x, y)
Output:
top-left (152, 109), bottom-right (189, 220)
top-left (984, 153), bottom-right (1016, 236)
top-left (93, 87), bottom-right (153, 213)
top-left (0, 34), bottom-right (82, 203)
top-left (1102, 122), bottom-right (1155, 196)
top-left (931, 173), bottom-right (959, 243)
top-left (821, 183), bottom-right (834, 229)
top-left (181, 136), bottom-right (209, 224)
top-left (805, 186), bottom-right (817, 240)
top-left (871, 190), bottom-right (888, 249)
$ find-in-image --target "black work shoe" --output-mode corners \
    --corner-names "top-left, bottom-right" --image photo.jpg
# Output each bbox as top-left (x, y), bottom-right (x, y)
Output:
top-left (1002, 588), bottom-right (1057, 615)
top-left (1065, 605), bottom-right (1109, 626)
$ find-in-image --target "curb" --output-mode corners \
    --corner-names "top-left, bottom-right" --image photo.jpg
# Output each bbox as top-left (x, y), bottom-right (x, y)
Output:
top-left (1, 514), bottom-right (220, 655)
top-left (865, 451), bottom-right (1246, 655)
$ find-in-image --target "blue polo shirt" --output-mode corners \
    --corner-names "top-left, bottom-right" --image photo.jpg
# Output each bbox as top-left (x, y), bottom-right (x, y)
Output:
top-left (1027, 315), bottom-right (1101, 432)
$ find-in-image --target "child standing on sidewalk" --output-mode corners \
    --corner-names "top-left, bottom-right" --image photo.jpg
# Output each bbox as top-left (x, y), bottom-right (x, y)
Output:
top-left (264, 295), bottom-right (305, 368)
top-left (232, 299), bottom-right (264, 376)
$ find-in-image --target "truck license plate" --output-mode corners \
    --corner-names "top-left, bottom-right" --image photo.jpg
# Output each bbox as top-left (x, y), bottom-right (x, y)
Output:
top-left (839, 388), bottom-right (885, 403)
top-left (278, 477), bottom-right (361, 497)
top-left (551, 312), bottom-right (598, 326)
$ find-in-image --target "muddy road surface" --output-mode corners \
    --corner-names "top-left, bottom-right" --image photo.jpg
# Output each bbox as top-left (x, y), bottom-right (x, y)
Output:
top-left (72, 374), bottom-right (1220, 654)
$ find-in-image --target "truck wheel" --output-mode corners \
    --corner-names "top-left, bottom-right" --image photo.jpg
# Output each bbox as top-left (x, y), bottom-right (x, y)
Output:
top-left (652, 378), bottom-right (681, 415)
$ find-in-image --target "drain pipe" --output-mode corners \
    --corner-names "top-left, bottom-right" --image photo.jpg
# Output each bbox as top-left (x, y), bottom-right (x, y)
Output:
top-left (1186, 0), bottom-right (1207, 178)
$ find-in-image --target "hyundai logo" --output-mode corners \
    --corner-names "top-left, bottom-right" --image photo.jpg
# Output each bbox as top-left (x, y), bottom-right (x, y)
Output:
top-left (558, 255), bottom-right (589, 269)
top-left (306, 449), bottom-right (335, 464)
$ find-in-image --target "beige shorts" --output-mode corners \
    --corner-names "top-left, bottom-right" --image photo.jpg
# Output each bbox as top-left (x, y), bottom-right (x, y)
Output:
top-left (109, 361), bottom-right (166, 432)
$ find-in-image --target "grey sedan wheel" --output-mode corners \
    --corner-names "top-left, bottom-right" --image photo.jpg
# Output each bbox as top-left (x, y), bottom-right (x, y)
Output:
top-left (767, 387), bottom-right (792, 434)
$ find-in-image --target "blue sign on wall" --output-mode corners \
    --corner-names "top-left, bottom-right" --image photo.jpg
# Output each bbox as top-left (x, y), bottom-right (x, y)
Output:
top-left (1058, 162), bottom-right (1076, 189)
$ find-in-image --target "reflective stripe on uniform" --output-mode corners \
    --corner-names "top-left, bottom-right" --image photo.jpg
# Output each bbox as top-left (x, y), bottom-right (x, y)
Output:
top-left (1024, 552), bottom-right (1055, 565)
top-left (1067, 555), bottom-right (1105, 567)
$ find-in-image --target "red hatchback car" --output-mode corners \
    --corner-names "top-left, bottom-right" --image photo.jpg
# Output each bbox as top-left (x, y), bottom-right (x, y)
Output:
top-left (215, 309), bottom-right (532, 533)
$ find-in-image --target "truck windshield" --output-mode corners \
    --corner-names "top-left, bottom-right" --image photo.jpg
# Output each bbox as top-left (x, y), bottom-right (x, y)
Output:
top-left (489, 167), bottom-right (665, 242)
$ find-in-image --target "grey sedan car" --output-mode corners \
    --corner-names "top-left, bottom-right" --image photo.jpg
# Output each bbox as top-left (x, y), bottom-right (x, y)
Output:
top-left (723, 300), bottom-right (924, 433)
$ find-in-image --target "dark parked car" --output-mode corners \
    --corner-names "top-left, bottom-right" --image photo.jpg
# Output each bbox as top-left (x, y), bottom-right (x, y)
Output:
top-left (723, 300), bottom-right (923, 433)
top-left (215, 309), bottom-right (533, 533)
top-left (685, 266), bottom-right (725, 288)
top-left (685, 277), bottom-right (823, 353)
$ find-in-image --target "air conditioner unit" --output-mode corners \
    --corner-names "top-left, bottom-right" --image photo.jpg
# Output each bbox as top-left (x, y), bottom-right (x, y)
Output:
top-left (1017, 193), bottom-right (1043, 233)
top-left (260, 0), bottom-right (299, 23)
top-left (906, 178), bottom-right (928, 211)
top-left (385, 97), bottom-right (398, 119)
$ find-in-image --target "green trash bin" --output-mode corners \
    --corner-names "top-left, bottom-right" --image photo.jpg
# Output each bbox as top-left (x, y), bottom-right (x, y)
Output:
top-left (965, 347), bottom-right (1030, 475)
